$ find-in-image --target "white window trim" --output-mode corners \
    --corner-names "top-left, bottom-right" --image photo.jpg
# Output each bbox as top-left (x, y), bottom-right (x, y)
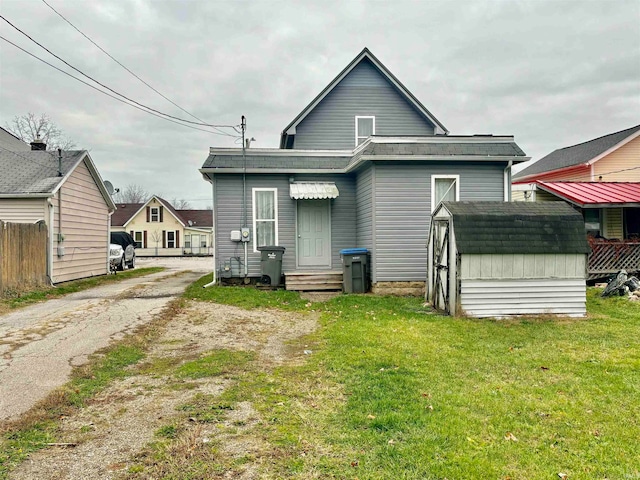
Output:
top-left (134, 231), bottom-right (144, 249)
top-left (150, 206), bottom-right (160, 222)
top-left (166, 230), bottom-right (177, 249)
top-left (252, 188), bottom-right (279, 253)
top-left (355, 116), bottom-right (375, 146)
top-left (431, 175), bottom-right (460, 212)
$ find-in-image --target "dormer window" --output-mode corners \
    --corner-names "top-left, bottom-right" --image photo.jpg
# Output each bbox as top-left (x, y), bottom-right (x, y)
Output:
top-left (355, 116), bottom-right (375, 146)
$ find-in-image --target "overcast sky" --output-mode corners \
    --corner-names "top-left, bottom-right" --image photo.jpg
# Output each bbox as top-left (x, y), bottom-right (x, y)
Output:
top-left (1, 0), bottom-right (638, 208)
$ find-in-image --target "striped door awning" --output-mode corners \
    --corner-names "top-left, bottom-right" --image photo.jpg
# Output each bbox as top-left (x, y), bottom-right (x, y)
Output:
top-left (289, 182), bottom-right (339, 200)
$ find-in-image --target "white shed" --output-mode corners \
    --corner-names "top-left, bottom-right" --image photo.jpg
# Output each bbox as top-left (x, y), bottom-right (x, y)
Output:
top-left (427, 202), bottom-right (590, 318)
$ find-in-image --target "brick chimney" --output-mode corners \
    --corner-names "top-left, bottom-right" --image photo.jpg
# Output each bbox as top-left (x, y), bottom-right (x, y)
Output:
top-left (30, 137), bottom-right (46, 151)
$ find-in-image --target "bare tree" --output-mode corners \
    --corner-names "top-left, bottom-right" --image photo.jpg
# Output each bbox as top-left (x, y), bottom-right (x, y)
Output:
top-left (171, 198), bottom-right (192, 210)
top-left (113, 183), bottom-right (149, 204)
top-left (150, 230), bottom-right (162, 256)
top-left (5, 113), bottom-right (76, 150)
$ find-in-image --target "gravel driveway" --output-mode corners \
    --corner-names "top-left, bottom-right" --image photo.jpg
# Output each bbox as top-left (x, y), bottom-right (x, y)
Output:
top-left (0, 257), bottom-right (211, 421)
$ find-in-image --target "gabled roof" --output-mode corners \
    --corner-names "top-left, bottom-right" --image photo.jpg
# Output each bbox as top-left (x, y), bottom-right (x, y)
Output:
top-left (437, 201), bottom-right (590, 254)
top-left (536, 182), bottom-right (640, 207)
top-left (514, 124), bottom-right (640, 181)
top-left (0, 149), bottom-right (115, 211)
top-left (279, 48), bottom-right (448, 147)
top-left (0, 127), bottom-right (29, 151)
top-left (112, 197), bottom-right (213, 228)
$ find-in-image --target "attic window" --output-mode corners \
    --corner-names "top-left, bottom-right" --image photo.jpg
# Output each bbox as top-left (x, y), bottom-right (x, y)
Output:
top-left (355, 116), bottom-right (375, 146)
top-left (150, 207), bottom-right (160, 222)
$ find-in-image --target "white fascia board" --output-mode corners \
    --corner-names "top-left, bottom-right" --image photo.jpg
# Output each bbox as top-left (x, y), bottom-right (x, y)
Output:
top-left (200, 168), bottom-right (345, 174)
top-left (369, 135), bottom-right (518, 144)
top-left (585, 129), bottom-right (640, 166)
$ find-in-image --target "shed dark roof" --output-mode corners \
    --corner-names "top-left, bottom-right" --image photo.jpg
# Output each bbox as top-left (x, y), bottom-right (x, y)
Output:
top-left (514, 124), bottom-right (640, 180)
top-left (440, 201), bottom-right (590, 254)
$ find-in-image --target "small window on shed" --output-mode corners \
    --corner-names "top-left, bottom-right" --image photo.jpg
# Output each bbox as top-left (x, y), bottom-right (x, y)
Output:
top-left (431, 175), bottom-right (459, 211)
top-left (355, 116), bottom-right (375, 146)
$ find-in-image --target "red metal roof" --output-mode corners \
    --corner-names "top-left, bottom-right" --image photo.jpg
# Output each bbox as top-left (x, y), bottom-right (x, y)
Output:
top-left (537, 182), bottom-right (640, 206)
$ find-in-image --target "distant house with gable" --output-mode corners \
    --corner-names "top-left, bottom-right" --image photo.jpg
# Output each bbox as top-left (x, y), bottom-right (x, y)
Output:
top-left (111, 195), bottom-right (212, 256)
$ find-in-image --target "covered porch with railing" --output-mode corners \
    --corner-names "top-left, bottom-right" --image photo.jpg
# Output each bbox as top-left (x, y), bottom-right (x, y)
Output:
top-left (588, 239), bottom-right (640, 280)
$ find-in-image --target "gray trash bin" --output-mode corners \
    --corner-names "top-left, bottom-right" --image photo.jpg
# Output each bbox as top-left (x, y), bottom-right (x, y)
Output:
top-left (257, 246), bottom-right (285, 287)
top-left (340, 248), bottom-right (369, 293)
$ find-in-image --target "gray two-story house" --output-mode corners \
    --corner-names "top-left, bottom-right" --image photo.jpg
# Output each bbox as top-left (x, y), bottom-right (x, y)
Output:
top-left (200, 48), bottom-right (529, 292)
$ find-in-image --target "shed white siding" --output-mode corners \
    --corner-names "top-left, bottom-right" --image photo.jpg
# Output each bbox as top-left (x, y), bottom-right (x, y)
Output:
top-left (460, 279), bottom-right (586, 317)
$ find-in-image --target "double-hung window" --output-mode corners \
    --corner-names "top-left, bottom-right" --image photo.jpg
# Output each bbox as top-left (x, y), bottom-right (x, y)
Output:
top-left (150, 207), bottom-right (160, 222)
top-left (431, 175), bottom-right (460, 212)
top-left (133, 231), bottom-right (144, 249)
top-left (355, 116), bottom-right (375, 146)
top-left (166, 231), bottom-right (177, 248)
top-left (252, 188), bottom-right (278, 252)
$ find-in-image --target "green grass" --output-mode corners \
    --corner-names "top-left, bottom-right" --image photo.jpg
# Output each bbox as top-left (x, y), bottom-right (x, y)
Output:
top-left (187, 283), bottom-right (640, 478)
top-left (183, 276), bottom-right (311, 310)
top-left (0, 267), bottom-right (164, 313)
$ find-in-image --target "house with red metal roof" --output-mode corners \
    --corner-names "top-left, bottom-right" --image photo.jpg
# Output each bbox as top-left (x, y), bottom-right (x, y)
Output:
top-left (111, 195), bottom-right (212, 257)
top-left (512, 125), bottom-right (640, 279)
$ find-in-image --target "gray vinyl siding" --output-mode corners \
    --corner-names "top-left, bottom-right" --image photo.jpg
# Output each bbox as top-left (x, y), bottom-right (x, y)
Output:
top-left (293, 59), bottom-right (436, 150)
top-left (356, 166), bottom-right (374, 252)
top-left (214, 174), bottom-right (356, 276)
top-left (374, 162), bottom-right (506, 282)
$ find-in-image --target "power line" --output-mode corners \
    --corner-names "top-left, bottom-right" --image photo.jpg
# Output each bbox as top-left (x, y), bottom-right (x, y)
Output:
top-left (0, 15), bottom-right (239, 137)
top-left (41, 0), bottom-right (237, 138)
top-left (0, 35), bottom-right (236, 136)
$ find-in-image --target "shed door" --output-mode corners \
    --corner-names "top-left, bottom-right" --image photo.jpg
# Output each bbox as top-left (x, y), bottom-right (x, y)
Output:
top-left (297, 200), bottom-right (331, 267)
top-left (432, 219), bottom-right (450, 313)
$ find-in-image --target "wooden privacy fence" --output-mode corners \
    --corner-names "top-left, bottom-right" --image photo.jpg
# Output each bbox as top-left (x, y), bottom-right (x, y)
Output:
top-left (0, 221), bottom-right (48, 294)
top-left (588, 240), bottom-right (640, 280)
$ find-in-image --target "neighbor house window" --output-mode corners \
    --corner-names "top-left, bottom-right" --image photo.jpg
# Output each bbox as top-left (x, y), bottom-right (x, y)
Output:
top-left (184, 235), bottom-right (191, 248)
top-left (431, 175), bottom-right (460, 212)
top-left (166, 230), bottom-right (178, 248)
top-left (252, 188), bottom-right (278, 252)
top-left (134, 231), bottom-right (144, 249)
top-left (355, 116), bottom-right (375, 146)
top-left (584, 209), bottom-right (601, 236)
top-left (150, 207), bottom-right (160, 222)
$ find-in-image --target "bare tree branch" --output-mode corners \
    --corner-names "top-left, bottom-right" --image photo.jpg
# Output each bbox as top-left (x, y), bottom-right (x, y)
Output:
top-left (113, 184), bottom-right (149, 204)
top-left (171, 198), bottom-right (192, 210)
top-left (5, 113), bottom-right (76, 150)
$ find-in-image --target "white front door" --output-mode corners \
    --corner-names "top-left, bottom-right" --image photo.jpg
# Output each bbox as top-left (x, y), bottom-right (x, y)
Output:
top-left (297, 200), bottom-right (331, 267)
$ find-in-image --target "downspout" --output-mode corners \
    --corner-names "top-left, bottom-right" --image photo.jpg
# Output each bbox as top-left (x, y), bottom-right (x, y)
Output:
top-left (47, 198), bottom-right (55, 285)
top-left (504, 160), bottom-right (513, 202)
top-left (57, 149), bottom-right (63, 256)
top-left (204, 174), bottom-right (217, 288)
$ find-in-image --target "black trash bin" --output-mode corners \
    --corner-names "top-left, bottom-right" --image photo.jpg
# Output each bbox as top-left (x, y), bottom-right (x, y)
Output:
top-left (257, 246), bottom-right (285, 287)
top-left (340, 248), bottom-right (369, 293)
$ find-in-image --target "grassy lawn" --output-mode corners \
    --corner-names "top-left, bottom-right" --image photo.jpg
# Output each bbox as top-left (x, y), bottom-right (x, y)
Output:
top-left (0, 267), bottom-right (164, 314)
top-left (183, 279), bottom-right (640, 479)
top-left (2, 277), bottom-right (638, 479)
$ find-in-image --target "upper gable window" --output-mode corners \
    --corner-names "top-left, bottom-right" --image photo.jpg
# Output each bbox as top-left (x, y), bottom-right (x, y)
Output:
top-left (355, 116), bottom-right (375, 146)
top-left (150, 207), bottom-right (160, 222)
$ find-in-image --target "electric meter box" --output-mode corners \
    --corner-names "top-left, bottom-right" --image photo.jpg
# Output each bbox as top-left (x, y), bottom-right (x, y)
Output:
top-left (241, 227), bottom-right (251, 242)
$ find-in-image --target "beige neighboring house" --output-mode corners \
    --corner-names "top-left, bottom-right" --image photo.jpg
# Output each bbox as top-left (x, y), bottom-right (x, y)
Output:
top-left (111, 196), bottom-right (213, 257)
top-left (0, 135), bottom-right (116, 283)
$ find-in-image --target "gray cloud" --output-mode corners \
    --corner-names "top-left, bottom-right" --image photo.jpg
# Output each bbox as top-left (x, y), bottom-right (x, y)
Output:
top-left (1, 0), bottom-right (638, 203)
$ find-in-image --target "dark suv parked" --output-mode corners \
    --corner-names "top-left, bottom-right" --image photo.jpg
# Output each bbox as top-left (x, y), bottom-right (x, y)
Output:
top-left (110, 232), bottom-right (136, 270)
